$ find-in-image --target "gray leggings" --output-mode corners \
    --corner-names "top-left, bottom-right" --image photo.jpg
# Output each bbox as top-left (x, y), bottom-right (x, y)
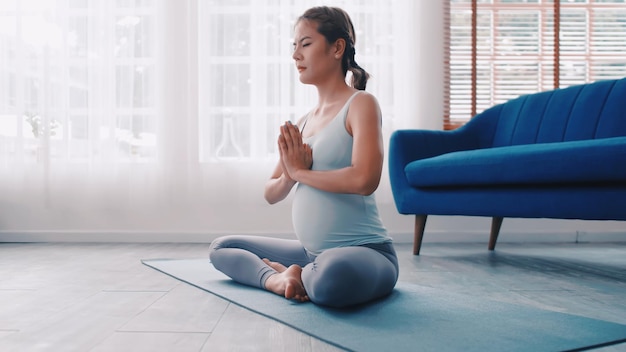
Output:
top-left (208, 235), bottom-right (399, 308)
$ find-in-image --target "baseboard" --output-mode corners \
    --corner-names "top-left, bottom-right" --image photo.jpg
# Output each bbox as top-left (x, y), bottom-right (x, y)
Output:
top-left (391, 230), bottom-right (626, 244)
top-left (0, 231), bottom-right (292, 243)
top-left (1, 230), bottom-right (625, 244)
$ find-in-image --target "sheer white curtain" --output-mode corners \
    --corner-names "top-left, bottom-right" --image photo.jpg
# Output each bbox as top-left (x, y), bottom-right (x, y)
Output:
top-left (0, 0), bottom-right (429, 240)
top-left (0, 0), bottom-right (168, 236)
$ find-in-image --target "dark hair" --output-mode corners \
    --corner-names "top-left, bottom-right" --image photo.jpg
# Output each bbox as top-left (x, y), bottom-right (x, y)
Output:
top-left (297, 6), bottom-right (370, 90)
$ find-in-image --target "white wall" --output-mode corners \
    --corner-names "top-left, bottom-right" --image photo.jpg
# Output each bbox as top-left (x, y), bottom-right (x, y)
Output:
top-left (393, 0), bottom-right (445, 131)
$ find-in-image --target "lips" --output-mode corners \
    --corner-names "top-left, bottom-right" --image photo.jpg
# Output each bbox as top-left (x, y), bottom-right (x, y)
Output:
top-left (297, 66), bottom-right (306, 72)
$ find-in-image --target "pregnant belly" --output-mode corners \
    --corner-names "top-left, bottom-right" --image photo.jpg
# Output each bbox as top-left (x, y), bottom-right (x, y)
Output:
top-left (292, 185), bottom-right (365, 253)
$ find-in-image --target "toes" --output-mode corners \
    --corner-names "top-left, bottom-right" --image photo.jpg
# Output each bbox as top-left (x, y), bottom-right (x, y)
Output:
top-left (284, 282), bottom-right (296, 299)
top-left (284, 280), bottom-right (308, 302)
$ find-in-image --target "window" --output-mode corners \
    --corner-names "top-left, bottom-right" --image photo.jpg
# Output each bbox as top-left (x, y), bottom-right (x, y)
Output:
top-left (1, 1), bottom-right (398, 166)
top-left (0, 0), bottom-right (411, 235)
top-left (445, 0), bottom-right (626, 129)
top-left (197, 0), bottom-right (395, 162)
top-left (0, 0), bottom-right (159, 163)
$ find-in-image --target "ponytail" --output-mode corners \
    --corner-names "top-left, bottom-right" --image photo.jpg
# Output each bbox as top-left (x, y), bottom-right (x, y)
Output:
top-left (344, 45), bottom-right (370, 90)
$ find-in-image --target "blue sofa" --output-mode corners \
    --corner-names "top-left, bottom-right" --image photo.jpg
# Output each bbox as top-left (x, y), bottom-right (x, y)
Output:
top-left (389, 78), bottom-right (626, 255)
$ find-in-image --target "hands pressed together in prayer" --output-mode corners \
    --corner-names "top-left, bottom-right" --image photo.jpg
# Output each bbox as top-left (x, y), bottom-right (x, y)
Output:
top-left (278, 121), bottom-right (312, 181)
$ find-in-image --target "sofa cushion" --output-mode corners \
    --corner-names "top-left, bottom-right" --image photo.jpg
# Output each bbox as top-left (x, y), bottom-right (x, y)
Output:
top-left (404, 137), bottom-right (626, 187)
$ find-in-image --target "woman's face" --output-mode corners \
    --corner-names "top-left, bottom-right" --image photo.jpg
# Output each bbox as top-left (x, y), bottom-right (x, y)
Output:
top-left (292, 20), bottom-right (339, 85)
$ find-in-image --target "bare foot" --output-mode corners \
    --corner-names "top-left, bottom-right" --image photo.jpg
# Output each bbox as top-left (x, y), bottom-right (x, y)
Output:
top-left (262, 258), bottom-right (288, 273)
top-left (264, 265), bottom-right (309, 302)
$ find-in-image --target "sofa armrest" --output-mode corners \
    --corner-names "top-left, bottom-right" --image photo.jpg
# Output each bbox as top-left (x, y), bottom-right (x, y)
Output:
top-left (388, 129), bottom-right (482, 212)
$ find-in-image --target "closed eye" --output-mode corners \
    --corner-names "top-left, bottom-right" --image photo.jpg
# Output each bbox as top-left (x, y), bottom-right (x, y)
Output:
top-left (292, 42), bottom-right (311, 52)
top-left (293, 36), bottom-right (313, 51)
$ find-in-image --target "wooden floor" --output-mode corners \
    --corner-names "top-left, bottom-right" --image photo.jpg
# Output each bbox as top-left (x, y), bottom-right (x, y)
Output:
top-left (1, 241), bottom-right (625, 351)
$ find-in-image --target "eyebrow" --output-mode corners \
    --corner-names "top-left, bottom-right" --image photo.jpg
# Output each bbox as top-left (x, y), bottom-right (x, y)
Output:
top-left (293, 36), bottom-right (312, 45)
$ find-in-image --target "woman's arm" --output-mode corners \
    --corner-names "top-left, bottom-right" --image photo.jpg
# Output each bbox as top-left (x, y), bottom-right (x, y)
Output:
top-left (282, 92), bottom-right (384, 195)
top-left (264, 161), bottom-right (297, 204)
top-left (264, 117), bottom-right (311, 204)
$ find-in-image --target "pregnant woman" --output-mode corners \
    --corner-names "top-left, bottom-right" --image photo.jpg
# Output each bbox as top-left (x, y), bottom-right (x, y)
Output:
top-left (208, 6), bottom-right (398, 308)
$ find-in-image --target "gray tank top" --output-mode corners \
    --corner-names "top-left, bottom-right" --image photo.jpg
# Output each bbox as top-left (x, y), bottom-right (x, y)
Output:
top-left (292, 91), bottom-right (391, 255)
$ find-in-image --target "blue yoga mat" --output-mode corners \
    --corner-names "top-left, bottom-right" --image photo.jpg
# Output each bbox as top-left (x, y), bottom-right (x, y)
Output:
top-left (142, 258), bottom-right (626, 352)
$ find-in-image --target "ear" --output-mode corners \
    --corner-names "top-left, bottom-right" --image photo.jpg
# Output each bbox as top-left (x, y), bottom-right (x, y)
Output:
top-left (333, 38), bottom-right (346, 59)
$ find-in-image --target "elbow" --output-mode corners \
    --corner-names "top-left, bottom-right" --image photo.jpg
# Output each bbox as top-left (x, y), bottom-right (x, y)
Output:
top-left (358, 184), bottom-right (379, 196)
top-left (353, 175), bottom-right (381, 196)
top-left (263, 186), bottom-right (277, 205)
top-left (264, 175), bottom-right (295, 204)
top-left (264, 186), bottom-right (289, 205)
top-left (264, 191), bottom-right (280, 205)
top-left (265, 196), bottom-right (279, 205)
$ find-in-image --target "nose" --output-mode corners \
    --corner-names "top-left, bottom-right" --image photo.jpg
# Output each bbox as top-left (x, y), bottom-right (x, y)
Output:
top-left (292, 46), bottom-right (301, 61)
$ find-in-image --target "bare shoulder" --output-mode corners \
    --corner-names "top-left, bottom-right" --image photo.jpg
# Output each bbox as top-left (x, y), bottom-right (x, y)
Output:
top-left (346, 91), bottom-right (382, 134)
top-left (352, 91), bottom-right (380, 108)
top-left (348, 91), bottom-right (382, 123)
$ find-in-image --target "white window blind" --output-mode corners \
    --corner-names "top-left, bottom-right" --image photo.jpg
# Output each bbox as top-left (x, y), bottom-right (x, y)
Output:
top-left (445, 0), bottom-right (626, 129)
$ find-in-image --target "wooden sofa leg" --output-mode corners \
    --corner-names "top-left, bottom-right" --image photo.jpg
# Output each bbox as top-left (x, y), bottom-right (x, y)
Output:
top-left (488, 217), bottom-right (504, 250)
top-left (414, 215), bottom-right (428, 255)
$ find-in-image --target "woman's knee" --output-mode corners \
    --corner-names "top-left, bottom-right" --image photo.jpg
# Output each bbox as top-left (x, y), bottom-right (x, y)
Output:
top-left (208, 235), bottom-right (232, 261)
top-left (303, 258), bottom-right (363, 307)
top-left (302, 248), bottom-right (397, 307)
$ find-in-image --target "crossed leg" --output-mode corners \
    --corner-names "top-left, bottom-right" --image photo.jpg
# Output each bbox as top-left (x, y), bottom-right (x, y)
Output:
top-left (209, 235), bottom-right (398, 307)
top-left (209, 235), bottom-right (311, 302)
